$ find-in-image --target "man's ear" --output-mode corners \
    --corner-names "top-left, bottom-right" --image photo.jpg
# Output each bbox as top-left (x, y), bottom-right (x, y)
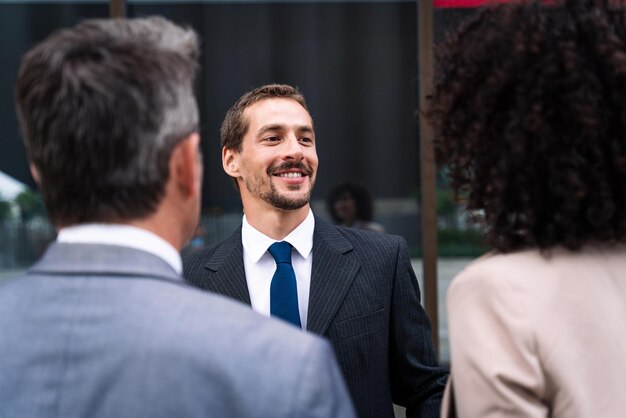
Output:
top-left (171, 132), bottom-right (202, 198)
top-left (222, 146), bottom-right (240, 178)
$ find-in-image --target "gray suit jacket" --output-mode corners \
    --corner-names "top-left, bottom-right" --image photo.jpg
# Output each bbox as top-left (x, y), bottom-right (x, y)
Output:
top-left (0, 242), bottom-right (355, 418)
top-left (184, 217), bottom-right (448, 418)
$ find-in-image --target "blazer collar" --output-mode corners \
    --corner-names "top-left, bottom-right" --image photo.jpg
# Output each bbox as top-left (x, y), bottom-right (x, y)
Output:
top-left (29, 242), bottom-right (182, 284)
top-left (307, 216), bottom-right (361, 335)
top-left (201, 217), bottom-right (361, 334)
top-left (203, 227), bottom-right (251, 305)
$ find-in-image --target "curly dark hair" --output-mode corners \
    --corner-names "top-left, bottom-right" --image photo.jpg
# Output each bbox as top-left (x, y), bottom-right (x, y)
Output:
top-left (221, 84), bottom-right (309, 152)
top-left (326, 182), bottom-right (374, 224)
top-left (428, 0), bottom-right (626, 252)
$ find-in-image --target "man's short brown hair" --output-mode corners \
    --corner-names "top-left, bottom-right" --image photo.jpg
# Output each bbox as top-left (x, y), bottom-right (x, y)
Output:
top-left (221, 84), bottom-right (310, 152)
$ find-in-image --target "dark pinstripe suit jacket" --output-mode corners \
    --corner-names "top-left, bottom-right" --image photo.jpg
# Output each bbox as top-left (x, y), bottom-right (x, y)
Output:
top-left (183, 216), bottom-right (448, 418)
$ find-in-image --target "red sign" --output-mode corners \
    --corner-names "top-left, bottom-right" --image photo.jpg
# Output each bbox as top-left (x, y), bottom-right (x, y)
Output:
top-left (435, 0), bottom-right (516, 8)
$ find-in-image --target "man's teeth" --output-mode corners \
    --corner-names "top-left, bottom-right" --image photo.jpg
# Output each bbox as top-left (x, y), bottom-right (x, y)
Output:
top-left (277, 172), bottom-right (303, 178)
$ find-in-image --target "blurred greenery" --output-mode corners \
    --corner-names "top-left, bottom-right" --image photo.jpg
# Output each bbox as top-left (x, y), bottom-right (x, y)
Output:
top-left (0, 195), bottom-right (11, 221)
top-left (15, 189), bottom-right (46, 221)
top-left (411, 170), bottom-right (489, 258)
top-left (437, 228), bottom-right (488, 257)
top-left (436, 188), bottom-right (457, 230)
top-left (411, 228), bottom-right (488, 258)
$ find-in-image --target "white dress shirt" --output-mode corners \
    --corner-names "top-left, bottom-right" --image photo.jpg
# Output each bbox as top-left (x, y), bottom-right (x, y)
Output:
top-left (56, 223), bottom-right (182, 275)
top-left (242, 210), bottom-right (314, 330)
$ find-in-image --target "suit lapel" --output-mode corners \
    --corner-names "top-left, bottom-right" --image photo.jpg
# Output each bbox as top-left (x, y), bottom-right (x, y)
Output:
top-left (203, 228), bottom-right (251, 305)
top-left (307, 218), bottom-right (360, 335)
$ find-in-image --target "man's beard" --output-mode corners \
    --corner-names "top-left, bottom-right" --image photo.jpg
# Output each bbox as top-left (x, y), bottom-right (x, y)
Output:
top-left (244, 161), bottom-right (315, 211)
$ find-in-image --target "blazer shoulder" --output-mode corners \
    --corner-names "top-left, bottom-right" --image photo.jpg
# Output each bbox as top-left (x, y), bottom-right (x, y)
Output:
top-left (0, 273), bottom-right (34, 310)
top-left (330, 223), bottom-right (405, 249)
top-left (183, 241), bottom-right (220, 269)
top-left (315, 222), bottom-right (409, 273)
top-left (183, 227), bottom-right (242, 273)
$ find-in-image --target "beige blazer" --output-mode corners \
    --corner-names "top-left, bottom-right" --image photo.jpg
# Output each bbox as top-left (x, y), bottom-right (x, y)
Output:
top-left (442, 245), bottom-right (626, 418)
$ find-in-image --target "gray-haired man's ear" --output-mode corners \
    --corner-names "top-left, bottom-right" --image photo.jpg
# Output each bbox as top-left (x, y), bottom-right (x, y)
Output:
top-left (29, 163), bottom-right (41, 185)
top-left (170, 132), bottom-right (202, 198)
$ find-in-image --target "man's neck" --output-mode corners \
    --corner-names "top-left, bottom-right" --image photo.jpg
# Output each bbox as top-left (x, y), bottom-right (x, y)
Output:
top-left (243, 203), bottom-right (311, 240)
top-left (128, 209), bottom-right (189, 251)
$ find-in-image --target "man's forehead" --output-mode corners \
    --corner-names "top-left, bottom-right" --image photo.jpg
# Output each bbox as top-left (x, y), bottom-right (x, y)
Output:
top-left (244, 97), bottom-right (312, 127)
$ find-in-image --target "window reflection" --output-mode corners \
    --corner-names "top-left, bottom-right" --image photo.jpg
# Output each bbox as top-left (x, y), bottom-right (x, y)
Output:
top-left (0, 3), bottom-right (107, 275)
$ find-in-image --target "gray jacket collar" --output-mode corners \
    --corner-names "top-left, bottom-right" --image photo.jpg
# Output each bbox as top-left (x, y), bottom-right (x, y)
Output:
top-left (29, 242), bottom-right (182, 284)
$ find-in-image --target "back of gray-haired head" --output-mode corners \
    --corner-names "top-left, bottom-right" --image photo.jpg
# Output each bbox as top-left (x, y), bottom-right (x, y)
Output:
top-left (15, 16), bottom-right (200, 226)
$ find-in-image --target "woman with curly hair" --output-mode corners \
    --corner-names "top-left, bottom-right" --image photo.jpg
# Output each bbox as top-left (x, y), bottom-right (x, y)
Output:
top-left (326, 182), bottom-right (385, 233)
top-left (429, 0), bottom-right (626, 416)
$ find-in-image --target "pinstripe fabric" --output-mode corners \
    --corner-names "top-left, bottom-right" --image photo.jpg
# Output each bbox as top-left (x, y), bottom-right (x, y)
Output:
top-left (184, 229), bottom-right (251, 305)
top-left (307, 225), bottom-right (359, 335)
top-left (183, 216), bottom-right (448, 418)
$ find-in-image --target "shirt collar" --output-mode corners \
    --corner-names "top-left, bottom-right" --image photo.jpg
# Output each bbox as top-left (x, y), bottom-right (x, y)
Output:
top-left (56, 223), bottom-right (182, 275)
top-left (242, 209), bottom-right (315, 263)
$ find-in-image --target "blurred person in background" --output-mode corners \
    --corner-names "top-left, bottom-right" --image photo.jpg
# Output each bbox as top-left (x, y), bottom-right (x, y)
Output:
top-left (326, 182), bottom-right (385, 233)
top-left (0, 17), bottom-right (354, 418)
top-left (429, 0), bottom-right (626, 416)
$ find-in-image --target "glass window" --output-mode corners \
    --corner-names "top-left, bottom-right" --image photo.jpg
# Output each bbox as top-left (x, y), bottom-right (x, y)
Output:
top-left (1, 1), bottom-right (493, 366)
top-left (128, 1), bottom-right (423, 251)
top-left (433, 3), bottom-right (482, 364)
top-left (0, 2), bottom-right (108, 276)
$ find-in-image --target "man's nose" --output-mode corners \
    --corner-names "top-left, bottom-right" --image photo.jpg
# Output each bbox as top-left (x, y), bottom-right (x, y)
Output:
top-left (282, 134), bottom-right (304, 159)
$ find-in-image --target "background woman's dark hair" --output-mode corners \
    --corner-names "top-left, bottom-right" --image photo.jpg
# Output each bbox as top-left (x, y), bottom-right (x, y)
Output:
top-left (326, 182), bottom-right (374, 224)
top-left (428, 0), bottom-right (626, 253)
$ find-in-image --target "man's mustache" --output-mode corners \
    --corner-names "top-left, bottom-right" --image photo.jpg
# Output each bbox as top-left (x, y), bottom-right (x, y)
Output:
top-left (267, 161), bottom-right (314, 177)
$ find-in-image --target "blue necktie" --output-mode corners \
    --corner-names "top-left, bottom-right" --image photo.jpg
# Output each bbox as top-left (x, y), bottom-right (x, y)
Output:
top-left (268, 241), bottom-right (301, 328)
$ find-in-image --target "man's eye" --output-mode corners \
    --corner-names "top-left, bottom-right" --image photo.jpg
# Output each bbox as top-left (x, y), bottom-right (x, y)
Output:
top-left (299, 137), bottom-right (312, 143)
top-left (265, 136), bottom-right (281, 142)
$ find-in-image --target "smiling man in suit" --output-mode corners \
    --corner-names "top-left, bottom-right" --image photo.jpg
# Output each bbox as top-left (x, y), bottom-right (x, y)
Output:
top-left (184, 84), bottom-right (448, 418)
top-left (0, 20), bottom-right (355, 418)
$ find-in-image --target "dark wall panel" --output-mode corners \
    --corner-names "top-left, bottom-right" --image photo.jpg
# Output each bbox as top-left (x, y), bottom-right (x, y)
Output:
top-left (130, 2), bottom-right (420, 209)
top-left (2, 3), bottom-right (473, 210)
top-left (0, 3), bottom-right (108, 190)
